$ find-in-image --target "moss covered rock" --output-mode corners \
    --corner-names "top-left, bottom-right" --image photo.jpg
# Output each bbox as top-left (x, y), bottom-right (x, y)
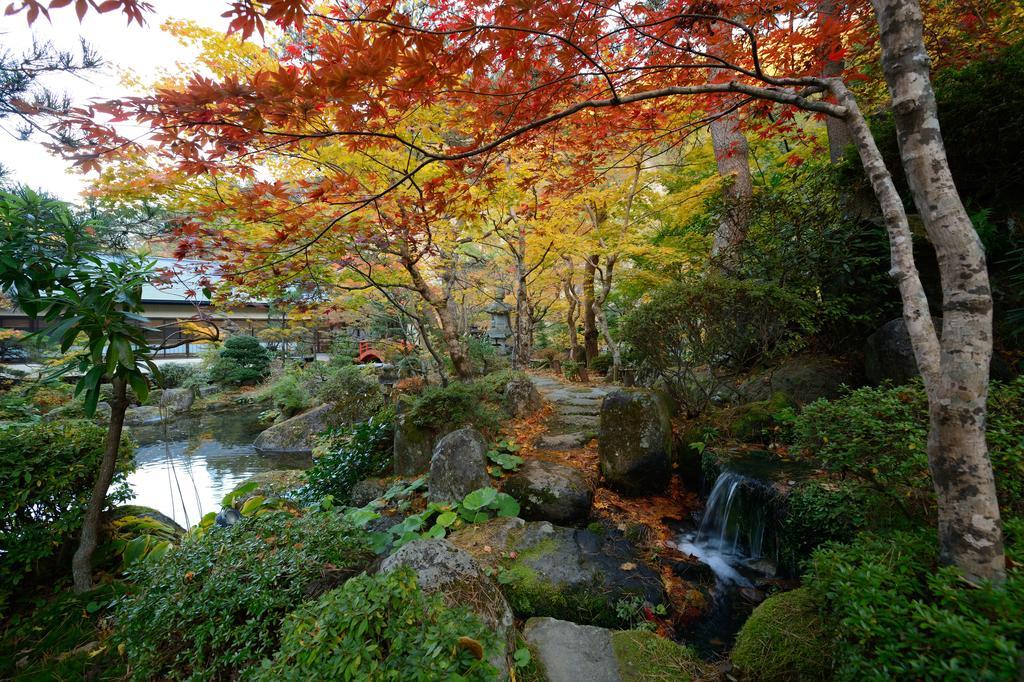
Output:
top-left (253, 403), bottom-right (337, 455)
top-left (449, 517), bottom-right (665, 628)
top-left (598, 390), bottom-right (673, 496)
top-left (728, 392), bottom-right (793, 443)
top-left (730, 587), bottom-right (832, 681)
top-left (503, 459), bottom-right (593, 526)
top-left (612, 630), bottom-right (713, 681)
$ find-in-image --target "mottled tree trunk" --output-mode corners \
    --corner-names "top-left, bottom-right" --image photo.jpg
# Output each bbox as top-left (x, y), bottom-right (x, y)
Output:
top-left (873, 0), bottom-right (1001, 582)
top-left (513, 223), bottom-right (532, 369)
top-left (828, 0), bottom-right (1003, 582)
top-left (582, 255), bottom-right (599, 363)
top-left (72, 376), bottom-right (127, 593)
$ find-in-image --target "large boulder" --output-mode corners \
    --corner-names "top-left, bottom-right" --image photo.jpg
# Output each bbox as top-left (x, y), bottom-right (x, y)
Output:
top-left (393, 411), bottom-right (442, 476)
top-left (124, 405), bottom-right (165, 427)
top-left (160, 387), bottom-right (195, 414)
top-left (380, 539), bottom-right (514, 677)
top-left (503, 459), bottom-right (593, 526)
top-left (102, 504), bottom-right (186, 537)
top-left (504, 375), bottom-right (542, 418)
top-left (738, 354), bottom-right (859, 405)
top-left (253, 402), bottom-right (336, 456)
top-left (427, 427), bottom-right (491, 502)
top-left (449, 517), bottom-right (665, 627)
top-left (598, 390), bottom-right (672, 496)
top-left (864, 317), bottom-right (924, 385)
top-left (523, 617), bottom-right (621, 682)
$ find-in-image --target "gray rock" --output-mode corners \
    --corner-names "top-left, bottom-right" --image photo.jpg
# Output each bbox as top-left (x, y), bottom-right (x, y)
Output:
top-left (253, 402), bottom-right (336, 455)
top-left (503, 459), bottom-right (593, 526)
top-left (523, 617), bottom-right (622, 682)
top-left (198, 384), bottom-right (219, 398)
top-left (449, 518), bottom-right (665, 619)
top-left (349, 477), bottom-right (391, 507)
top-left (160, 387), bottom-right (195, 414)
top-left (864, 317), bottom-right (923, 386)
top-left (124, 405), bottom-right (164, 426)
top-left (393, 411), bottom-right (439, 476)
top-left (380, 539), bottom-right (514, 677)
top-left (598, 390), bottom-right (673, 496)
top-left (427, 427), bottom-right (491, 502)
top-left (504, 375), bottom-right (543, 417)
top-left (739, 354), bottom-right (859, 404)
top-left (535, 431), bottom-right (595, 450)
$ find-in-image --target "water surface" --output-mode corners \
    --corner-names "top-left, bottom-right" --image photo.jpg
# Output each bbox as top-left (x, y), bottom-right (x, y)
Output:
top-left (127, 409), bottom-right (310, 527)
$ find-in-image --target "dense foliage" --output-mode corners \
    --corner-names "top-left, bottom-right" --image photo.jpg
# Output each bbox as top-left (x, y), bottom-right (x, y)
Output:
top-left (300, 414), bottom-right (395, 505)
top-left (255, 568), bottom-right (499, 681)
top-left (405, 374), bottom-right (511, 435)
top-left (315, 365), bottom-right (385, 422)
top-left (116, 510), bottom-right (374, 680)
top-left (621, 276), bottom-right (816, 416)
top-left (209, 335), bottom-right (271, 386)
top-left (805, 526), bottom-right (1024, 681)
top-left (0, 420), bottom-right (134, 604)
top-left (793, 378), bottom-right (1024, 517)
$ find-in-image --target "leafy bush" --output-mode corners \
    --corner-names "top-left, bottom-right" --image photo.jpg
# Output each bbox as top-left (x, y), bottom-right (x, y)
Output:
top-left (315, 365), bottom-right (385, 422)
top-left (778, 481), bottom-right (868, 574)
top-left (157, 363), bottom-right (202, 390)
top-left (0, 420), bottom-right (134, 603)
top-left (621, 275), bottom-right (816, 416)
top-left (116, 510), bottom-right (374, 681)
top-left (466, 335), bottom-right (502, 374)
top-left (300, 414), bottom-right (395, 505)
top-left (328, 335), bottom-right (357, 367)
top-left (792, 378), bottom-right (1024, 517)
top-left (406, 380), bottom-right (505, 435)
top-left (731, 587), bottom-right (833, 681)
top-left (805, 528), bottom-right (1024, 681)
top-left (263, 373), bottom-right (311, 417)
top-left (253, 568), bottom-right (499, 681)
top-left (209, 335), bottom-right (271, 386)
top-left (590, 352), bottom-right (614, 375)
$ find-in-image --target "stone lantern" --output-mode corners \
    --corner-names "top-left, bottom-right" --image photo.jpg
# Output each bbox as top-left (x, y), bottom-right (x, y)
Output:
top-left (484, 292), bottom-right (514, 355)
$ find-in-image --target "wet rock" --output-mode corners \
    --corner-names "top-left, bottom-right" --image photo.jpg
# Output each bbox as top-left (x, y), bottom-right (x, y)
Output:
top-left (428, 427), bottom-right (491, 502)
top-left (253, 403), bottom-right (336, 456)
top-left (504, 374), bottom-right (543, 417)
top-left (598, 390), bottom-right (672, 496)
top-left (503, 459), bottom-right (593, 526)
top-left (449, 517), bottom-right (665, 627)
top-left (380, 539), bottom-right (514, 677)
top-left (523, 617), bottom-right (621, 682)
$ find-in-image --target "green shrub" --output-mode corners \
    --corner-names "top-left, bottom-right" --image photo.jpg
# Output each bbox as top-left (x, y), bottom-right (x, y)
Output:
top-left (254, 568), bottom-right (499, 681)
top-left (591, 352), bottom-right (614, 375)
top-left (157, 363), bottom-right (201, 390)
top-left (0, 420), bottom-right (134, 603)
top-left (316, 365), bottom-right (385, 422)
top-left (466, 335), bottom-right (502, 374)
top-left (300, 414), bottom-right (395, 505)
top-left (209, 335), bottom-right (271, 385)
top-left (116, 510), bottom-right (374, 681)
top-left (792, 378), bottom-right (1024, 517)
top-left (407, 381), bottom-right (505, 435)
top-left (621, 275), bottom-right (816, 417)
top-left (805, 528), bottom-right (1024, 681)
top-left (731, 587), bottom-right (833, 681)
top-left (328, 335), bottom-right (357, 367)
top-left (778, 481), bottom-right (867, 575)
top-left (471, 369), bottom-right (521, 402)
top-left (263, 373), bottom-right (311, 417)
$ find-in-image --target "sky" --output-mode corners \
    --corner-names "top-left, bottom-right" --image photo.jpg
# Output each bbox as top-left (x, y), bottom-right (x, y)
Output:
top-left (0, 2), bottom-right (237, 201)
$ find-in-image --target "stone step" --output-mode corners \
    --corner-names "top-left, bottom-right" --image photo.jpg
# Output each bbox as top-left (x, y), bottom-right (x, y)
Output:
top-left (553, 413), bottom-right (600, 428)
top-left (557, 405), bottom-right (601, 417)
top-left (523, 618), bottom-right (622, 682)
top-left (535, 431), bottom-right (595, 450)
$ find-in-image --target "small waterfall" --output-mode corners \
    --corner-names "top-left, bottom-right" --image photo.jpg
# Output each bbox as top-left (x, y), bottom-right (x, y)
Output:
top-left (678, 470), bottom-right (780, 587)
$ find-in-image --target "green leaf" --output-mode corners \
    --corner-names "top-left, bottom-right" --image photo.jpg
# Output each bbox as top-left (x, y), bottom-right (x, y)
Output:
top-left (345, 507), bottom-right (381, 528)
top-left (222, 481), bottom-right (259, 507)
top-left (240, 495), bottom-right (266, 515)
top-left (493, 493), bottom-right (520, 518)
top-left (514, 647), bottom-right (532, 667)
top-left (122, 535), bottom-right (150, 566)
top-left (423, 524), bottom-right (446, 539)
top-left (461, 487), bottom-right (498, 511)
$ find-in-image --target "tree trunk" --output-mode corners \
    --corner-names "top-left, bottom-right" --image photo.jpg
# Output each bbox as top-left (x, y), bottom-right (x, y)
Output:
top-left (72, 375), bottom-right (128, 593)
top-left (564, 277), bottom-right (580, 363)
top-left (513, 224), bottom-right (532, 369)
top-left (582, 255), bottom-right (599, 363)
top-left (818, 0), bottom-right (854, 163)
top-left (871, 0), bottom-right (1002, 582)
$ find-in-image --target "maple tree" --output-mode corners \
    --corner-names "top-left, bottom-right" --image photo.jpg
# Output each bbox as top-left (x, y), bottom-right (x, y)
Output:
top-left (11, 0), bottom-right (1018, 581)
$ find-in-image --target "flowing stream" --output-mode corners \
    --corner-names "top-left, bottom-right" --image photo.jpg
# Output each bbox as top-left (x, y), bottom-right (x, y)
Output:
top-left (126, 409), bottom-right (310, 527)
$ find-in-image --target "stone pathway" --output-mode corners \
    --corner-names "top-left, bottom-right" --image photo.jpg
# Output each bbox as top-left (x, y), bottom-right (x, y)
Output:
top-left (529, 373), bottom-right (614, 450)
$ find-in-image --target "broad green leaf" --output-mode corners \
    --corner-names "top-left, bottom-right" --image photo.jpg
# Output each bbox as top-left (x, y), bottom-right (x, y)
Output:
top-left (240, 495), bottom-right (266, 515)
top-left (461, 487), bottom-right (498, 511)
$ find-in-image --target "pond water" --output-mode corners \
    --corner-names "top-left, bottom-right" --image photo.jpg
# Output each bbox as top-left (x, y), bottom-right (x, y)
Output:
top-left (126, 409), bottom-right (311, 528)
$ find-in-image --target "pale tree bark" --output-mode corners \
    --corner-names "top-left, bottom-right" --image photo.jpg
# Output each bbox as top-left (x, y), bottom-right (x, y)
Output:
top-left (871, 0), bottom-right (1002, 582)
top-left (72, 375), bottom-right (128, 593)
top-left (826, 0), bottom-right (1002, 582)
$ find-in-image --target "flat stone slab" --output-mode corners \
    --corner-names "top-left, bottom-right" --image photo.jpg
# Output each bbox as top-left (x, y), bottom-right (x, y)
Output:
top-left (524, 617), bottom-right (622, 682)
top-left (535, 432), bottom-right (594, 450)
top-left (554, 413), bottom-right (600, 427)
top-left (557, 405), bottom-right (602, 416)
